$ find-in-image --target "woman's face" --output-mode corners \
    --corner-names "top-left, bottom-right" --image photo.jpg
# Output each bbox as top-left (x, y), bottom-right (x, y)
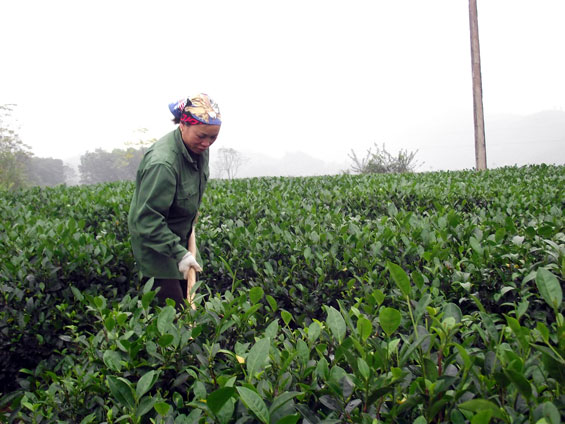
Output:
top-left (179, 123), bottom-right (221, 154)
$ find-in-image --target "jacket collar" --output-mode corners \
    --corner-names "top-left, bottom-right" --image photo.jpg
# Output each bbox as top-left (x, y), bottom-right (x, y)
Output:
top-left (174, 127), bottom-right (195, 165)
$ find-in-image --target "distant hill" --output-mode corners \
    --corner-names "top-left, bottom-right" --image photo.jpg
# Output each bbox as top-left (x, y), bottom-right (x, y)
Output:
top-left (61, 110), bottom-right (563, 180)
top-left (225, 110), bottom-right (565, 176)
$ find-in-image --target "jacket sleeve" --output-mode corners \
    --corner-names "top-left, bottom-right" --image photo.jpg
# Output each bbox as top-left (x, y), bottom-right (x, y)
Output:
top-left (130, 163), bottom-right (188, 262)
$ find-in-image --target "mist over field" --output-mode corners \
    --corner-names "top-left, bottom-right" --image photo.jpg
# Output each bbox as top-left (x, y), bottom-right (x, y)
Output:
top-left (55, 110), bottom-right (564, 182)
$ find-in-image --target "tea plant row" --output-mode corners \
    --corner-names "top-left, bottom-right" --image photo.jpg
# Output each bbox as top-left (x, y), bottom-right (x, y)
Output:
top-left (0, 165), bottom-right (563, 423)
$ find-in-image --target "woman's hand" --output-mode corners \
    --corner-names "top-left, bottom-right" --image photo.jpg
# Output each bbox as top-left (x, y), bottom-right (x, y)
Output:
top-left (178, 251), bottom-right (202, 279)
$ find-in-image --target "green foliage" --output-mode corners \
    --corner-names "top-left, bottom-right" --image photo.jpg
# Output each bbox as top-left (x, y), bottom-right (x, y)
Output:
top-left (349, 142), bottom-right (422, 174)
top-left (25, 156), bottom-right (67, 187)
top-left (0, 104), bottom-right (31, 190)
top-left (79, 147), bottom-right (146, 184)
top-left (1, 165), bottom-right (564, 423)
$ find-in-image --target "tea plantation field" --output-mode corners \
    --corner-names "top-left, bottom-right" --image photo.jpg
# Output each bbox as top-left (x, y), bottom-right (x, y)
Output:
top-left (0, 165), bottom-right (563, 424)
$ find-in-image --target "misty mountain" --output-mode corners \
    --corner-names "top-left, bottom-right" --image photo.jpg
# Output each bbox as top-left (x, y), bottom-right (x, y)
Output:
top-left (60, 110), bottom-right (563, 181)
top-left (225, 110), bottom-right (564, 176)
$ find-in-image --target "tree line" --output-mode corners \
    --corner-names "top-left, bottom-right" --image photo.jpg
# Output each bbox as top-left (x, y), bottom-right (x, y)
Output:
top-left (1, 103), bottom-right (249, 189)
top-left (2, 103), bottom-right (421, 190)
top-left (0, 104), bottom-right (154, 189)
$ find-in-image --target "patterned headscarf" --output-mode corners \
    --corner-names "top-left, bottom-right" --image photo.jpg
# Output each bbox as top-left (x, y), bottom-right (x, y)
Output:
top-left (168, 93), bottom-right (222, 125)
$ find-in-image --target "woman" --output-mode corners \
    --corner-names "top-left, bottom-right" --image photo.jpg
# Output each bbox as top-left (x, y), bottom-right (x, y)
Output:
top-left (128, 93), bottom-right (221, 309)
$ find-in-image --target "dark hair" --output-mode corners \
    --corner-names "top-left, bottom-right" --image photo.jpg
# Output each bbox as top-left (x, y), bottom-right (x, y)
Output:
top-left (172, 116), bottom-right (181, 125)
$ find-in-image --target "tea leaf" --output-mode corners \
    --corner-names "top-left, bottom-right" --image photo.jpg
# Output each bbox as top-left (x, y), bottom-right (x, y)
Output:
top-left (266, 295), bottom-right (278, 312)
top-left (281, 309), bottom-right (293, 326)
top-left (106, 376), bottom-right (135, 410)
top-left (247, 338), bottom-right (271, 378)
top-left (536, 322), bottom-right (550, 343)
top-left (207, 387), bottom-right (236, 416)
top-left (136, 370), bottom-right (157, 399)
top-left (357, 357), bottom-right (370, 380)
top-left (265, 320), bottom-right (279, 339)
top-left (459, 399), bottom-right (507, 422)
top-left (307, 321), bottom-right (321, 344)
top-left (379, 307), bottom-right (401, 337)
top-left (471, 410), bottom-right (493, 424)
top-left (136, 396), bottom-right (156, 417)
top-left (236, 386), bottom-right (269, 424)
top-left (542, 401), bottom-right (561, 424)
top-left (157, 306), bottom-right (176, 335)
top-left (326, 306), bottom-right (346, 344)
top-left (356, 316), bottom-right (372, 342)
top-left (269, 391), bottom-right (301, 416)
top-left (296, 339), bottom-right (309, 366)
top-left (249, 286), bottom-right (264, 305)
top-left (373, 289), bottom-right (385, 306)
top-left (79, 413), bottom-right (96, 424)
top-left (158, 334), bottom-right (174, 347)
top-left (154, 401), bottom-right (171, 416)
top-left (453, 343), bottom-right (472, 370)
top-left (103, 350), bottom-right (122, 372)
top-left (443, 303), bottom-right (462, 323)
top-left (387, 262), bottom-right (411, 297)
top-left (142, 277), bottom-right (155, 294)
top-left (275, 415), bottom-right (300, 424)
top-left (71, 286), bottom-right (84, 302)
top-left (470, 237), bottom-right (484, 255)
top-left (142, 291), bottom-right (156, 309)
top-left (504, 369), bottom-right (532, 400)
top-left (319, 395), bottom-right (340, 411)
top-left (535, 268), bottom-right (562, 311)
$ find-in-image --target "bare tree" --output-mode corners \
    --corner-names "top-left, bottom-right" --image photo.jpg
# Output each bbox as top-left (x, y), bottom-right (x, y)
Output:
top-left (214, 147), bottom-right (247, 179)
top-left (349, 143), bottom-right (422, 174)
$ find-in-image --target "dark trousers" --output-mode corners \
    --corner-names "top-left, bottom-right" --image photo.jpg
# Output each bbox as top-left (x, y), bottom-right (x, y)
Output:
top-left (144, 278), bottom-right (187, 310)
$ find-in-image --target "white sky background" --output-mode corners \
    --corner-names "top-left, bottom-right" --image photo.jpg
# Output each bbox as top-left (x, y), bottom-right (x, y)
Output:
top-left (1, 0), bottom-right (564, 171)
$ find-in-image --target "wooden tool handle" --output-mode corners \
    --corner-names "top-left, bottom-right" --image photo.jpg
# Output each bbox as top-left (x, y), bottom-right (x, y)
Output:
top-left (186, 267), bottom-right (197, 310)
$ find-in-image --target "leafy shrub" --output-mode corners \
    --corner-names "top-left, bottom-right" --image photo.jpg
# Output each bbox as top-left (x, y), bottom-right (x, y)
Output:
top-left (1, 165), bottom-right (564, 423)
top-left (348, 143), bottom-right (422, 174)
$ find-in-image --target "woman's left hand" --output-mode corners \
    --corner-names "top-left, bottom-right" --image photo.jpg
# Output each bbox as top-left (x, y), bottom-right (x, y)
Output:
top-left (178, 251), bottom-right (202, 279)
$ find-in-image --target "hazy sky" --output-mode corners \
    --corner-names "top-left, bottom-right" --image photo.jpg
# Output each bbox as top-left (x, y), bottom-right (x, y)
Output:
top-left (1, 0), bottom-right (564, 171)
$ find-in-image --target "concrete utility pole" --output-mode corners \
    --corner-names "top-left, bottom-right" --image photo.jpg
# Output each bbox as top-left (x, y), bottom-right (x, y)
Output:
top-left (469, 0), bottom-right (487, 170)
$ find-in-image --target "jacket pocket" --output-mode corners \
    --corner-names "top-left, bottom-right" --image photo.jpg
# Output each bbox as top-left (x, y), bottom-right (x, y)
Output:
top-left (173, 182), bottom-right (199, 217)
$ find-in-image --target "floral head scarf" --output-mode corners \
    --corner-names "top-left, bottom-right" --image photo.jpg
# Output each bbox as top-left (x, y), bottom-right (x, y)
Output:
top-left (168, 93), bottom-right (222, 125)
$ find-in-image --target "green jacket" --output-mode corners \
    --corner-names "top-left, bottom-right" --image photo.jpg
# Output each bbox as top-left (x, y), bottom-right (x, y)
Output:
top-left (128, 128), bottom-right (209, 279)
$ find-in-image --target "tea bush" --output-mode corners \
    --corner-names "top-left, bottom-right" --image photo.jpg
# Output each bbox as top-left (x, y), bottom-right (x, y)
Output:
top-left (1, 165), bottom-right (563, 423)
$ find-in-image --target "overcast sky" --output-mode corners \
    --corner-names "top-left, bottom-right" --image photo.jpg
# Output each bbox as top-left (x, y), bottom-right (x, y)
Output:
top-left (1, 0), bottom-right (564, 171)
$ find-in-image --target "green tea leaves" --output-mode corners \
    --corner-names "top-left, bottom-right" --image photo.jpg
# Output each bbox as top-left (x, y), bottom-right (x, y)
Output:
top-left (246, 338), bottom-right (271, 379)
top-left (249, 286), bottom-right (264, 305)
top-left (387, 262), bottom-right (411, 297)
top-left (107, 376), bottom-right (135, 410)
top-left (207, 387), bottom-right (237, 416)
top-left (325, 306), bottom-right (346, 344)
top-left (536, 268), bottom-right (562, 311)
top-left (157, 306), bottom-right (176, 334)
top-left (136, 370), bottom-right (158, 399)
top-left (379, 307), bottom-right (401, 337)
top-left (236, 386), bottom-right (269, 424)
top-left (459, 399), bottom-right (508, 422)
top-left (356, 316), bottom-right (372, 342)
top-left (103, 350), bottom-right (122, 372)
